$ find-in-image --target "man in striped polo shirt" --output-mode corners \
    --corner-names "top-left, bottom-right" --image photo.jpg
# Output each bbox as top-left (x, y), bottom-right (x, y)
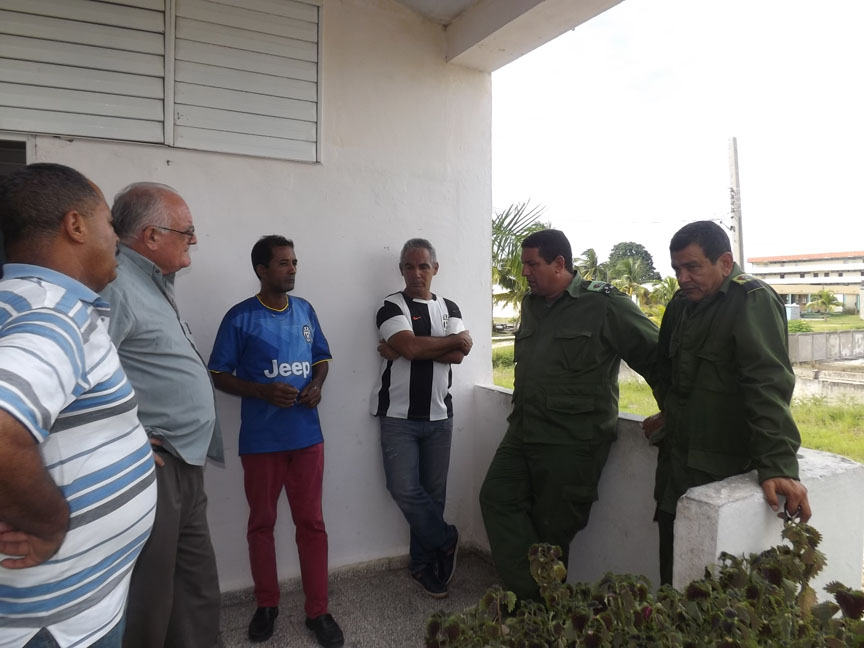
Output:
top-left (0, 163), bottom-right (157, 648)
top-left (371, 238), bottom-right (473, 598)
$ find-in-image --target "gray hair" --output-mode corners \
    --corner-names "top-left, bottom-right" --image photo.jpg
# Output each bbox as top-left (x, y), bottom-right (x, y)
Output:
top-left (112, 182), bottom-right (181, 241)
top-left (400, 238), bottom-right (437, 264)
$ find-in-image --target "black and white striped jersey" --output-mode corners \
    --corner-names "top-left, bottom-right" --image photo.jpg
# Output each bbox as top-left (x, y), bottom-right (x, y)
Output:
top-left (371, 291), bottom-right (465, 420)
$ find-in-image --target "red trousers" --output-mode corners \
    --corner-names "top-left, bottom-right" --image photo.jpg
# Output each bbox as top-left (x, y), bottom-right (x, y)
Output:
top-left (241, 444), bottom-right (329, 618)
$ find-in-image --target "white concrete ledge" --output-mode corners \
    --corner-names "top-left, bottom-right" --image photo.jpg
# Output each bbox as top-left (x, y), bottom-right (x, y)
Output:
top-left (675, 448), bottom-right (864, 595)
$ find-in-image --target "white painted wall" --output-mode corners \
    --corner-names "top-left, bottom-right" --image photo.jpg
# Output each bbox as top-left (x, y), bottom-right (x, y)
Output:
top-left (30, 0), bottom-right (492, 593)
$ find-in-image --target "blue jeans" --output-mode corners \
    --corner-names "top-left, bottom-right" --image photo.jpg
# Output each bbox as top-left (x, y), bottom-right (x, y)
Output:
top-left (379, 416), bottom-right (457, 571)
top-left (24, 615), bottom-right (125, 647)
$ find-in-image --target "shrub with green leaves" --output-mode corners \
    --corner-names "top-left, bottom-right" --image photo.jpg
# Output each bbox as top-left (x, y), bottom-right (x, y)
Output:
top-left (492, 345), bottom-right (515, 368)
top-left (789, 320), bottom-right (815, 333)
top-left (425, 524), bottom-right (864, 647)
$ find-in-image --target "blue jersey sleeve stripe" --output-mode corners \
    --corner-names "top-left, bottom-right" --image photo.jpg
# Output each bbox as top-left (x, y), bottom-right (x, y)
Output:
top-left (208, 312), bottom-right (241, 374)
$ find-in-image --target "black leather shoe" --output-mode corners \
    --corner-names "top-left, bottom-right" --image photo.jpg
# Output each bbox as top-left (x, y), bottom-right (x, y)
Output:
top-left (248, 606), bottom-right (278, 643)
top-left (305, 613), bottom-right (344, 647)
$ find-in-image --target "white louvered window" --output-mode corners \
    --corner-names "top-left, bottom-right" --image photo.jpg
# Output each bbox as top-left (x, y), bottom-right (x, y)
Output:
top-left (0, 0), bottom-right (166, 142)
top-left (0, 0), bottom-right (320, 162)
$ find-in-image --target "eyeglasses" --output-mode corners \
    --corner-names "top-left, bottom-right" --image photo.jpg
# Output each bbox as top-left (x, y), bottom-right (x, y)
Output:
top-left (154, 225), bottom-right (196, 241)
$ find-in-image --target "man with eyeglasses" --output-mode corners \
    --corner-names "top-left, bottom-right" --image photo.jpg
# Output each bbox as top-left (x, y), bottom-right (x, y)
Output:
top-left (100, 182), bottom-right (224, 648)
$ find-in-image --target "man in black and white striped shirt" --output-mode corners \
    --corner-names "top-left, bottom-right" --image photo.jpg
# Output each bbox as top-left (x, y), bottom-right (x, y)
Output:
top-left (371, 239), bottom-right (472, 598)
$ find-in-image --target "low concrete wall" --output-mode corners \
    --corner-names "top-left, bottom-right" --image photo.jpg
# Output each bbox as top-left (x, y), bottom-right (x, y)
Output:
top-left (790, 330), bottom-right (864, 364)
top-left (794, 367), bottom-right (864, 403)
top-left (675, 449), bottom-right (864, 595)
top-left (472, 386), bottom-right (864, 594)
top-left (567, 415), bottom-right (660, 586)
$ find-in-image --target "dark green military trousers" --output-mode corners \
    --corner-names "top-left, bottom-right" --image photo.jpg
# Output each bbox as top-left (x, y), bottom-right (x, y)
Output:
top-left (480, 431), bottom-right (612, 601)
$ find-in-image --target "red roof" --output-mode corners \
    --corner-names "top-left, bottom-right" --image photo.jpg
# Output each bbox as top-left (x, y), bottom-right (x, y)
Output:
top-left (748, 251), bottom-right (864, 263)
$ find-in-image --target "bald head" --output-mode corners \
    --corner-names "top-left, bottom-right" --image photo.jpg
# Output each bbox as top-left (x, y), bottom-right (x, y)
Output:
top-left (111, 182), bottom-right (182, 243)
top-left (112, 182), bottom-right (197, 275)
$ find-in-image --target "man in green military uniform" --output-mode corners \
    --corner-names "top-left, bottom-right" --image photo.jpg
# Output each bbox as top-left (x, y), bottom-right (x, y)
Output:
top-left (480, 229), bottom-right (660, 601)
top-left (644, 220), bottom-right (812, 585)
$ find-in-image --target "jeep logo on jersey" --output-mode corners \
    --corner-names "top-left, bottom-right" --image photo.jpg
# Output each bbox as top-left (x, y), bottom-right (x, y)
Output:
top-left (303, 324), bottom-right (312, 343)
top-left (264, 359), bottom-right (311, 378)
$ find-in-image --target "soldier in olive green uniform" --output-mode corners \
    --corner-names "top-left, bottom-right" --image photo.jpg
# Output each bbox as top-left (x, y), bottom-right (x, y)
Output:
top-left (480, 229), bottom-right (660, 602)
top-left (645, 220), bottom-right (812, 585)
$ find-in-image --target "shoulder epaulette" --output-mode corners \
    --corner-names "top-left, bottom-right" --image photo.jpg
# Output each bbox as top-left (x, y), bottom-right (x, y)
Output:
top-left (730, 273), bottom-right (764, 292)
top-left (585, 280), bottom-right (615, 295)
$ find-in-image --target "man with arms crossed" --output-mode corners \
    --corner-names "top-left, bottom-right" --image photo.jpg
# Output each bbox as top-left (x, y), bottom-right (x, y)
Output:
top-left (371, 238), bottom-right (472, 598)
top-left (0, 163), bottom-right (156, 647)
top-left (100, 183), bottom-right (223, 648)
top-left (480, 229), bottom-right (659, 602)
top-left (209, 236), bottom-right (343, 648)
top-left (644, 220), bottom-right (811, 585)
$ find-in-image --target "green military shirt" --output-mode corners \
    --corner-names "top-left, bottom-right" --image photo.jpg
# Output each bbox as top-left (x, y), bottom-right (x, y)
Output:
top-left (508, 273), bottom-right (659, 445)
top-left (654, 263), bottom-right (801, 514)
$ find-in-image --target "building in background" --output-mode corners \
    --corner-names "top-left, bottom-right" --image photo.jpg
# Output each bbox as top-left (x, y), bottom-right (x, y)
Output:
top-left (748, 251), bottom-right (864, 314)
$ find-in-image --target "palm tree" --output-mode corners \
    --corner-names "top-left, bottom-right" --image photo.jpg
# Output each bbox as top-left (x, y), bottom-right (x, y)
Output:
top-left (576, 248), bottom-right (603, 280)
top-left (643, 303), bottom-right (667, 327)
top-left (492, 201), bottom-right (547, 314)
top-left (611, 257), bottom-right (649, 305)
top-left (649, 276), bottom-right (679, 306)
top-left (805, 289), bottom-right (841, 314)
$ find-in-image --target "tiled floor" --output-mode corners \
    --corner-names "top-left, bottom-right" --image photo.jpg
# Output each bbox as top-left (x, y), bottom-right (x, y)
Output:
top-left (220, 551), bottom-right (499, 647)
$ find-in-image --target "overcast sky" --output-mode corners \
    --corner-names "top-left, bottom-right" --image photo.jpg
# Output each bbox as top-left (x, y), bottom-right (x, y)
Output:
top-left (492, 0), bottom-right (864, 277)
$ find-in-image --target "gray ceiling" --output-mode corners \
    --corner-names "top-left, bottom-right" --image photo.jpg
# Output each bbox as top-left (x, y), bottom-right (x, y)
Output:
top-left (393, 0), bottom-right (478, 24)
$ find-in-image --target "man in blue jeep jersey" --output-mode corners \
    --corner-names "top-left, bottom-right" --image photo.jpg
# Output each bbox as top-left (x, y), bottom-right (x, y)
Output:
top-left (209, 235), bottom-right (343, 648)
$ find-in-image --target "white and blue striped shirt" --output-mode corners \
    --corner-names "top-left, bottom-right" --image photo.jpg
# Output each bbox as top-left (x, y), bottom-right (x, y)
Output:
top-left (0, 264), bottom-right (156, 648)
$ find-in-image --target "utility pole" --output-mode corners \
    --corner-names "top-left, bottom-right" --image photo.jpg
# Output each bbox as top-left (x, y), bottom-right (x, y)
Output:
top-left (728, 137), bottom-right (745, 267)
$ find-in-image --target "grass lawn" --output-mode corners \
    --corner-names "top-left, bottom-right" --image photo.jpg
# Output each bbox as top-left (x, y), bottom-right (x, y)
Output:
top-left (491, 359), bottom-right (864, 464)
top-left (795, 313), bottom-right (864, 332)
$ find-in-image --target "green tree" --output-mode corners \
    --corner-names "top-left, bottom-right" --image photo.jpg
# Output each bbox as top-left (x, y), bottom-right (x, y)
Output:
top-left (491, 202), bottom-right (547, 314)
top-left (806, 289), bottom-right (841, 313)
top-left (649, 276), bottom-right (679, 306)
top-left (575, 248), bottom-right (604, 280)
top-left (607, 241), bottom-right (661, 282)
top-left (611, 256), bottom-right (649, 305)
